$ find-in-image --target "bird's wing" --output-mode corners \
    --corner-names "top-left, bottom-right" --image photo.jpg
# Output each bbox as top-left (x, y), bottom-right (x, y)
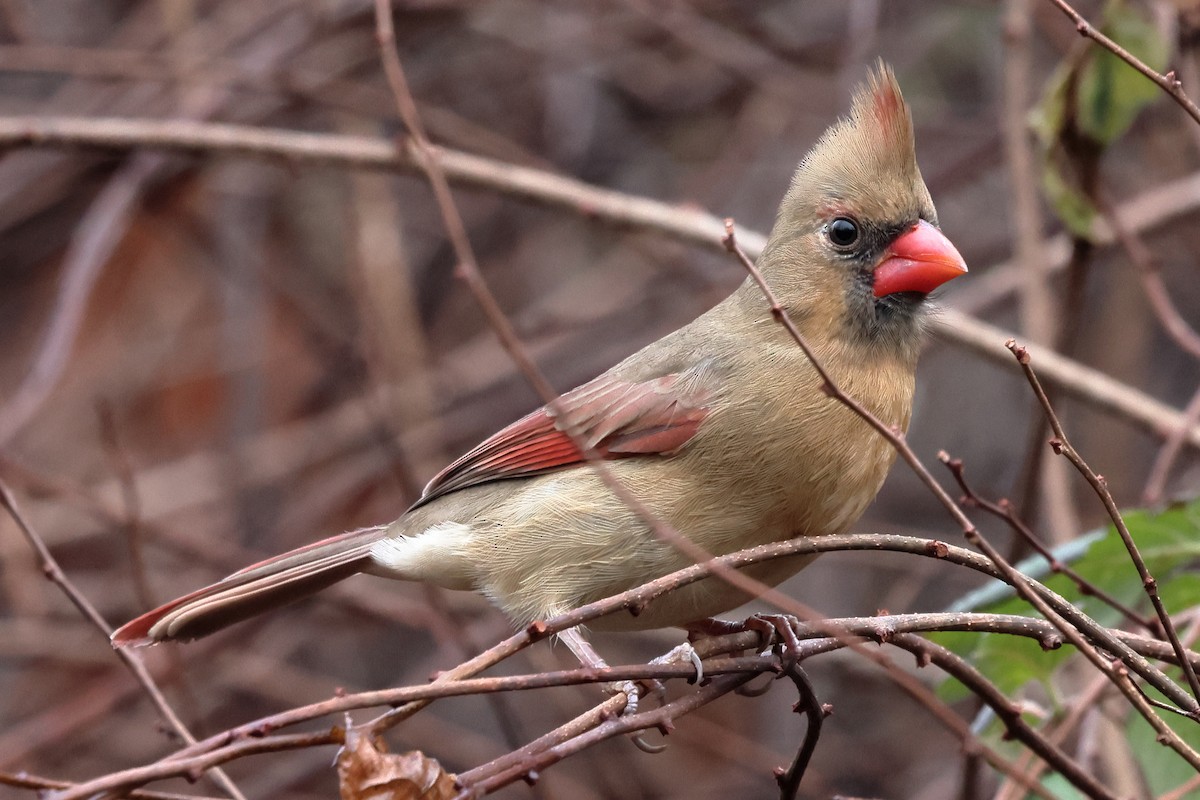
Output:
top-left (415, 366), bottom-right (715, 507)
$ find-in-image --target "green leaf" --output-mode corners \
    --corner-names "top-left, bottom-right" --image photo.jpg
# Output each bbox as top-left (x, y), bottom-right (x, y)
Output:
top-left (1039, 772), bottom-right (1089, 800)
top-left (936, 499), bottom-right (1200, 700)
top-left (1041, 163), bottom-right (1097, 238)
top-left (1029, 0), bottom-right (1171, 240)
top-left (1030, 62), bottom-right (1098, 238)
top-left (1076, 0), bottom-right (1170, 144)
top-left (1126, 682), bottom-right (1200, 796)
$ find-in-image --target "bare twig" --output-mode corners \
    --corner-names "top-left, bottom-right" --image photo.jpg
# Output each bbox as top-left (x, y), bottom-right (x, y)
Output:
top-left (891, 634), bottom-right (1117, 800)
top-left (0, 770), bottom-right (223, 800)
top-left (941, 453), bottom-right (1153, 632)
top-left (367, 0), bottom-right (810, 739)
top-left (774, 665), bottom-right (827, 800)
top-left (0, 154), bottom-right (159, 446)
top-left (724, 228), bottom-right (1199, 763)
top-left (935, 308), bottom-right (1200, 449)
top-left (1044, 0), bottom-right (1200, 126)
top-left (1, 114), bottom-right (1194, 452)
top-left (456, 673), bottom-right (758, 798)
top-left (48, 529), bottom-right (1200, 799)
top-left (47, 732), bottom-right (337, 800)
top-left (994, 673), bottom-right (1112, 800)
top-left (1096, 192), bottom-right (1200, 362)
top-left (0, 479), bottom-right (248, 800)
top-left (1161, 770), bottom-right (1200, 800)
top-left (1144, 385), bottom-right (1200, 506)
top-left (1008, 339), bottom-right (1200, 709)
top-left (366, 12), bottom-right (1015, 786)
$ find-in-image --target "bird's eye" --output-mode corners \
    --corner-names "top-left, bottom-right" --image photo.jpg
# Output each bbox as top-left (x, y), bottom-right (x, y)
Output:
top-left (827, 217), bottom-right (859, 248)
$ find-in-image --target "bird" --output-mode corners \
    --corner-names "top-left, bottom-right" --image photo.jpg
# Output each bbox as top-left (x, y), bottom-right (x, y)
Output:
top-left (112, 63), bottom-right (966, 681)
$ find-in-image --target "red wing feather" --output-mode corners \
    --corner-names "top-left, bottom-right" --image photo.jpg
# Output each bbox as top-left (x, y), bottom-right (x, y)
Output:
top-left (415, 370), bottom-right (713, 507)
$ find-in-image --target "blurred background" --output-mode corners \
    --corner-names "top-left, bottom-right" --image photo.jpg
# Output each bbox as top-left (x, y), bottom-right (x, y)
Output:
top-left (2, 0), bottom-right (1200, 797)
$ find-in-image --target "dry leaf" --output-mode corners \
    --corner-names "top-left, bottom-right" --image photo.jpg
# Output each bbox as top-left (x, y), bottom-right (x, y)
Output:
top-left (338, 730), bottom-right (458, 800)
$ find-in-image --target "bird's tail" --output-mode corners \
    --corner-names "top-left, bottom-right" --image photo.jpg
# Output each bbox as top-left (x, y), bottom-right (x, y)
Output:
top-left (111, 525), bottom-right (389, 647)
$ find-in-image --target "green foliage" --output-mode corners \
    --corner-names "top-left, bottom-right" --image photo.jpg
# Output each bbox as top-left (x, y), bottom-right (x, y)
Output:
top-left (1030, 0), bottom-right (1169, 239)
top-left (1039, 773), bottom-right (1089, 800)
top-left (1126, 691), bottom-right (1200, 797)
top-left (1076, 4), bottom-right (1169, 144)
top-left (933, 498), bottom-right (1200, 706)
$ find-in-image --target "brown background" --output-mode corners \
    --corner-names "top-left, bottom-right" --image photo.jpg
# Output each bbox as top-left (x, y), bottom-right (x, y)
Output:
top-left (2, 1), bottom-right (1199, 797)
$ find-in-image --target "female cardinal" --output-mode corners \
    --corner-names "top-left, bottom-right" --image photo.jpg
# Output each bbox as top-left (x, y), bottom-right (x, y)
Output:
top-left (112, 64), bottom-right (965, 672)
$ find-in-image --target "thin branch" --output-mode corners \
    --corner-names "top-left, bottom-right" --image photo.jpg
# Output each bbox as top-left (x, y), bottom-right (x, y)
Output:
top-left (935, 307), bottom-right (1200, 449)
top-left (774, 665), bottom-right (826, 800)
top-left (1144, 385), bottom-right (1200, 506)
top-left (0, 770), bottom-right (223, 800)
top-left (724, 227), bottom-right (1199, 768)
top-left (0, 115), bottom-right (1195, 450)
top-left (994, 673), bottom-right (1112, 800)
top-left (1161, 771), bottom-right (1200, 800)
top-left (365, 10), bottom-right (1008, 783)
top-left (1096, 192), bottom-right (1200, 361)
top-left (455, 674), bottom-right (758, 798)
top-left (0, 154), bottom-right (160, 446)
top-left (49, 530), bottom-right (1200, 799)
top-left (1008, 339), bottom-right (1200, 709)
top-left (1044, 0), bottom-right (1200, 126)
top-left (891, 634), bottom-right (1117, 800)
top-left (0, 479), bottom-right (249, 800)
top-left (47, 732), bottom-right (337, 800)
top-left (941, 453), bottom-right (1153, 632)
top-left (368, 0), bottom-right (819, 740)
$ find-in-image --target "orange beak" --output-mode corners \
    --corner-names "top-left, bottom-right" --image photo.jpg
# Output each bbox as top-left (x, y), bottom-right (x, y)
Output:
top-left (872, 220), bottom-right (968, 298)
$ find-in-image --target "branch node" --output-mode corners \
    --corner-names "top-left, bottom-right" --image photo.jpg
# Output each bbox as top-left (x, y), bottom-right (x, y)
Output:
top-left (1039, 633), bottom-right (1064, 651)
top-left (720, 217), bottom-right (736, 250)
top-left (525, 620), bottom-right (550, 640)
top-left (924, 540), bottom-right (950, 559)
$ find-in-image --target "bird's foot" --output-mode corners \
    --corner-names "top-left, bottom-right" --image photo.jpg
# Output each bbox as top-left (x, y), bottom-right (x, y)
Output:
top-left (605, 679), bottom-right (643, 716)
top-left (650, 641), bottom-right (705, 685)
top-left (688, 614), bottom-right (804, 670)
top-left (743, 613), bottom-right (804, 668)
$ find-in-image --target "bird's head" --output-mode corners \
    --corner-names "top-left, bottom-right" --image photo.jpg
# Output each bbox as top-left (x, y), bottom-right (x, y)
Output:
top-left (753, 62), bottom-right (967, 360)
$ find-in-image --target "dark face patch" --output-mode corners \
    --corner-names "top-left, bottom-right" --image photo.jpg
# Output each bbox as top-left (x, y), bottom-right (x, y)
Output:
top-left (818, 210), bottom-right (938, 351)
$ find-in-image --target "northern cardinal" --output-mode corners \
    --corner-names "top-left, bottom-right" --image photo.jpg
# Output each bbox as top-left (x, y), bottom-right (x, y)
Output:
top-left (112, 64), bottom-right (965, 674)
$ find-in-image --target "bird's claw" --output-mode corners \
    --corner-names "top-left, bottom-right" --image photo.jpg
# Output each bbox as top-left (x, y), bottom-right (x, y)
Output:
top-left (607, 679), bottom-right (642, 716)
top-left (744, 614), bottom-right (803, 666)
top-left (651, 641), bottom-right (705, 684)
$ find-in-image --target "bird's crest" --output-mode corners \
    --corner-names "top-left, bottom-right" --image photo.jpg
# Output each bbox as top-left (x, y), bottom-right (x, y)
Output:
top-left (850, 61), bottom-right (913, 159)
top-left (787, 60), bottom-right (926, 225)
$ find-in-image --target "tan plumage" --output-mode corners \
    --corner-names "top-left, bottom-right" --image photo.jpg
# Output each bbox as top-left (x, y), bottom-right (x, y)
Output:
top-left (112, 63), bottom-right (965, 656)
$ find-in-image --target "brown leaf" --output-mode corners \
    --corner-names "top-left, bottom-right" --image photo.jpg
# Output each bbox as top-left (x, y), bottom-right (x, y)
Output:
top-left (337, 730), bottom-right (457, 800)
